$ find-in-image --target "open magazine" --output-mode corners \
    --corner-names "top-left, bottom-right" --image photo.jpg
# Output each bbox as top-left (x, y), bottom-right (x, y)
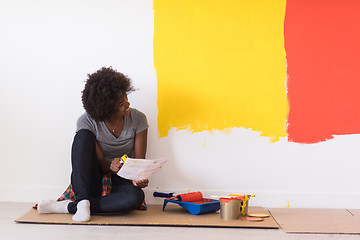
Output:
top-left (117, 157), bottom-right (168, 181)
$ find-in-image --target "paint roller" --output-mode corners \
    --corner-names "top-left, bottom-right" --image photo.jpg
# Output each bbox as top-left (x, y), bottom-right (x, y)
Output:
top-left (176, 191), bottom-right (203, 202)
top-left (154, 191), bottom-right (203, 202)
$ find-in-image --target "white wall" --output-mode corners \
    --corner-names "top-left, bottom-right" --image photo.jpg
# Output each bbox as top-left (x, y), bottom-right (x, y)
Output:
top-left (1, 0), bottom-right (360, 209)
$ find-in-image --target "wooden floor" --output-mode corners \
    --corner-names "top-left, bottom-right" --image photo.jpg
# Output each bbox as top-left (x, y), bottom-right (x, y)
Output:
top-left (4, 202), bottom-right (360, 240)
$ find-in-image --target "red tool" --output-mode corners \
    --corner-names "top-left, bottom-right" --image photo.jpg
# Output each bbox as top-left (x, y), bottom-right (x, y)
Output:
top-left (173, 191), bottom-right (203, 202)
top-left (154, 191), bottom-right (204, 202)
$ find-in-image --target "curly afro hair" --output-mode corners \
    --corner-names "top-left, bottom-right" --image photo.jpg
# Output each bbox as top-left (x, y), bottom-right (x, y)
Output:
top-left (81, 67), bottom-right (135, 122)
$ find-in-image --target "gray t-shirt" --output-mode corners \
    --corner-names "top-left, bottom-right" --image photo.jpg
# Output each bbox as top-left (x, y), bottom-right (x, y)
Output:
top-left (76, 108), bottom-right (148, 162)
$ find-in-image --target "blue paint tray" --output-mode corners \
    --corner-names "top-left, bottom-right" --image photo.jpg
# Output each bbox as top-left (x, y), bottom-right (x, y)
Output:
top-left (162, 198), bottom-right (220, 215)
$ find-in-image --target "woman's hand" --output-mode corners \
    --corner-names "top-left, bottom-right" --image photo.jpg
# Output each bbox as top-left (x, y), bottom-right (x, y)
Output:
top-left (132, 179), bottom-right (149, 188)
top-left (110, 157), bottom-right (123, 174)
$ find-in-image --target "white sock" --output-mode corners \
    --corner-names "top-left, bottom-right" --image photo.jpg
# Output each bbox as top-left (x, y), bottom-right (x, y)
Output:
top-left (38, 200), bottom-right (71, 214)
top-left (72, 200), bottom-right (91, 222)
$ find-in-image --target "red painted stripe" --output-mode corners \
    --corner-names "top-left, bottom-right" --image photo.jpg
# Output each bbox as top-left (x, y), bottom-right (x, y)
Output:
top-left (285, 0), bottom-right (360, 143)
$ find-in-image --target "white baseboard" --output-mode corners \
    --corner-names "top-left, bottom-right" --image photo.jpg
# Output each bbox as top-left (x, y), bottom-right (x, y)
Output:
top-left (2, 185), bottom-right (359, 209)
top-left (144, 188), bottom-right (360, 209)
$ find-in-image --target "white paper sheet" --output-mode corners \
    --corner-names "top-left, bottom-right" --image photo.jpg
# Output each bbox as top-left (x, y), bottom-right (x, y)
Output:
top-left (117, 157), bottom-right (167, 181)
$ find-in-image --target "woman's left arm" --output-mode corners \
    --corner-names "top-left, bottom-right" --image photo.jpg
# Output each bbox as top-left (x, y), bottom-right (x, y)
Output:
top-left (134, 129), bottom-right (148, 159)
top-left (132, 129), bottom-right (149, 188)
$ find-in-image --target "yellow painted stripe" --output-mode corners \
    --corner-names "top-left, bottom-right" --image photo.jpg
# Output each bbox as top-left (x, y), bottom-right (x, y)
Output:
top-left (154, 0), bottom-right (288, 142)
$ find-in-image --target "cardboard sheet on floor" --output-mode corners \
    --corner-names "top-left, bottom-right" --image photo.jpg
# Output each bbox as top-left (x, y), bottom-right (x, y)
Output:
top-left (269, 208), bottom-right (360, 234)
top-left (16, 205), bottom-right (278, 228)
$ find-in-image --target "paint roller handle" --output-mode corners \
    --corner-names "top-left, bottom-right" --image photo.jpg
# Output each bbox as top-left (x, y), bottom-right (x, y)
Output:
top-left (153, 192), bottom-right (175, 198)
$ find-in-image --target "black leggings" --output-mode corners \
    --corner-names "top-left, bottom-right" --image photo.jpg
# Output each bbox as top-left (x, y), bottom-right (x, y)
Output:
top-left (67, 129), bottom-right (145, 214)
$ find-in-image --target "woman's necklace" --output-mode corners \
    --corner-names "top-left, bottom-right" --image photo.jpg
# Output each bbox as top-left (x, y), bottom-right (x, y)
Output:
top-left (107, 118), bottom-right (121, 133)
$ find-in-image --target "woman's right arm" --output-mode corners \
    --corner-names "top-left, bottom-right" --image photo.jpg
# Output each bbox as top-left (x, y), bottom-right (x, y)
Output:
top-left (96, 141), bottom-right (123, 174)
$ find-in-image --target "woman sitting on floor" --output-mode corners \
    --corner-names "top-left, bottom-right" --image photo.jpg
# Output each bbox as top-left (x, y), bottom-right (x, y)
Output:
top-left (37, 67), bottom-right (149, 222)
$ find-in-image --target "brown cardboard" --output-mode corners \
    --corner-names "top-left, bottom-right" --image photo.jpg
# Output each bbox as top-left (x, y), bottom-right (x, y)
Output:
top-left (16, 205), bottom-right (279, 228)
top-left (269, 208), bottom-right (360, 234)
top-left (348, 209), bottom-right (360, 217)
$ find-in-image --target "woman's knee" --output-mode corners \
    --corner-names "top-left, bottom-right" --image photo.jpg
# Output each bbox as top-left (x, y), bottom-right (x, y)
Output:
top-left (73, 129), bottom-right (95, 145)
top-left (72, 129), bottom-right (97, 156)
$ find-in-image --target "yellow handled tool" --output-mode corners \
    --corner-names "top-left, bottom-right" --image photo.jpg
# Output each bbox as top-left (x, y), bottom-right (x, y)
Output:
top-left (120, 154), bottom-right (128, 163)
